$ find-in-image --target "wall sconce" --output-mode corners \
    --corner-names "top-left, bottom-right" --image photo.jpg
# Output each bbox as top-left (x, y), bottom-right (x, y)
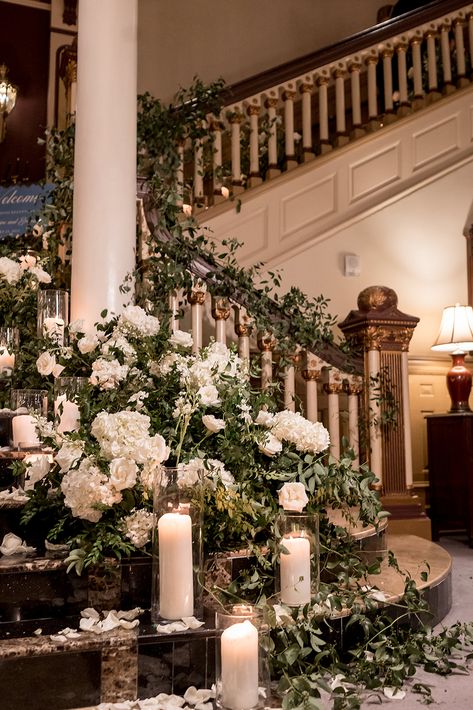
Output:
top-left (431, 303), bottom-right (473, 412)
top-left (0, 63), bottom-right (18, 143)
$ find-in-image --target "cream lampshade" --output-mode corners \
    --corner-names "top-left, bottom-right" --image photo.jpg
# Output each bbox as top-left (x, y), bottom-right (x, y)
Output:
top-left (431, 304), bottom-right (473, 412)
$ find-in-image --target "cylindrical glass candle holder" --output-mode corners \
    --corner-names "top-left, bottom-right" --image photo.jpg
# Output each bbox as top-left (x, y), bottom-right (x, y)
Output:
top-left (0, 327), bottom-right (19, 378)
top-left (215, 604), bottom-right (271, 710)
top-left (54, 376), bottom-right (88, 433)
top-left (37, 289), bottom-right (69, 345)
top-left (151, 465), bottom-right (204, 624)
top-left (276, 512), bottom-right (319, 607)
top-left (11, 389), bottom-right (48, 450)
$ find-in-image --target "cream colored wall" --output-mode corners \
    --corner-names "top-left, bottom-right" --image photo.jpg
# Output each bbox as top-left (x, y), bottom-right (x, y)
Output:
top-left (137, 0), bottom-right (387, 101)
top-left (277, 160), bottom-right (473, 359)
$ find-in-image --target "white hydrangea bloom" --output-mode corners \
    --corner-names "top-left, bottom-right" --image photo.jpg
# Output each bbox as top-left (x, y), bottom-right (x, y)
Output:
top-left (269, 410), bottom-right (330, 454)
top-left (117, 305), bottom-right (160, 336)
top-left (122, 508), bottom-right (154, 548)
top-left (61, 459), bottom-right (111, 522)
top-left (170, 330), bottom-right (193, 348)
top-left (0, 256), bottom-right (22, 283)
top-left (89, 358), bottom-right (129, 390)
top-left (91, 410), bottom-right (168, 464)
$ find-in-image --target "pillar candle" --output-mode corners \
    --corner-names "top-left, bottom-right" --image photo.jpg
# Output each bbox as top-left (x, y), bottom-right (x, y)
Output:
top-left (12, 415), bottom-right (40, 448)
top-left (280, 535), bottom-right (311, 605)
top-left (43, 317), bottom-right (65, 346)
top-left (221, 619), bottom-right (259, 710)
top-left (158, 512), bottom-right (193, 620)
top-left (54, 396), bottom-right (80, 433)
top-left (0, 347), bottom-right (15, 376)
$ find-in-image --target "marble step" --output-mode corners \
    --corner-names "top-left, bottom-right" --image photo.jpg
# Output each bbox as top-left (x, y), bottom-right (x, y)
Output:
top-left (0, 535), bottom-right (451, 710)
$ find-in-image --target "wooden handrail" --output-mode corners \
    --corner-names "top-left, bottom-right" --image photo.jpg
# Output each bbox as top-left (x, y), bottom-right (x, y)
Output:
top-left (224, 0), bottom-right (471, 104)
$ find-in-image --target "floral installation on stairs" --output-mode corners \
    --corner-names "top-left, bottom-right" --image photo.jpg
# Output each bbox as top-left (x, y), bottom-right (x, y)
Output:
top-left (1, 77), bottom-right (473, 709)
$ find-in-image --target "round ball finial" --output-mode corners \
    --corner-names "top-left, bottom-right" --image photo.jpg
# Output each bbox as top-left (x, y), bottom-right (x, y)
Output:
top-left (357, 286), bottom-right (398, 312)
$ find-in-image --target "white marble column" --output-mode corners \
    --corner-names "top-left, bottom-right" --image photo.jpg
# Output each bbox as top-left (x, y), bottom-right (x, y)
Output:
top-left (71, 0), bottom-right (138, 329)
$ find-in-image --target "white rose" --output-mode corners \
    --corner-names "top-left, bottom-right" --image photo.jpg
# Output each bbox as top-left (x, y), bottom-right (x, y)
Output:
top-left (24, 453), bottom-right (51, 490)
top-left (255, 410), bottom-right (274, 427)
top-left (78, 333), bottom-right (100, 354)
top-left (197, 384), bottom-right (220, 407)
top-left (259, 432), bottom-right (283, 457)
top-left (52, 363), bottom-right (65, 378)
top-left (29, 265), bottom-right (51, 283)
top-left (170, 330), bottom-right (193, 348)
top-left (109, 458), bottom-right (138, 491)
top-left (278, 481), bottom-right (309, 512)
top-left (202, 414), bottom-right (225, 433)
top-left (55, 440), bottom-right (84, 473)
top-left (36, 351), bottom-right (56, 376)
top-left (0, 256), bottom-right (22, 284)
top-left (19, 254), bottom-right (37, 270)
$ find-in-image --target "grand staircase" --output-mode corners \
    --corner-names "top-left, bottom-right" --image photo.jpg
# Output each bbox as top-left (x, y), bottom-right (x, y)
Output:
top-left (2, 2), bottom-right (470, 707)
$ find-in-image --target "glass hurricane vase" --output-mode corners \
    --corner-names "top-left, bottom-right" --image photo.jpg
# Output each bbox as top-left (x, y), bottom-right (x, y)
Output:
top-left (151, 465), bottom-right (204, 625)
top-left (275, 511), bottom-right (319, 607)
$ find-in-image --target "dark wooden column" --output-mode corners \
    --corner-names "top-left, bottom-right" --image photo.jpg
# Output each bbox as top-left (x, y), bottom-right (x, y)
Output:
top-left (339, 286), bottom-right (431, 539)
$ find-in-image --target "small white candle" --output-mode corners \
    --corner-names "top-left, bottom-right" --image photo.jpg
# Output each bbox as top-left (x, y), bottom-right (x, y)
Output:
top-left (158, 512), bottom-right (193, 620)
top-left (280, 535), bottom-right (311, 606)
top-left (54, 395), bottom-right (80, 433)
top-left (0, 347), bottom-right (15, 376)
top-left (12, 414), bottom-right (40, 448)
top-left (43, 317), bottom-right (65, 345)
top-left (221, 619), bottom-right (259, 710)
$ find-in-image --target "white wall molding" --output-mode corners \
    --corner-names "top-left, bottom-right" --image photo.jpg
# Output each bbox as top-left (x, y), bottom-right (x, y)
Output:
top-left (201, 87), bottom-right (473, 268)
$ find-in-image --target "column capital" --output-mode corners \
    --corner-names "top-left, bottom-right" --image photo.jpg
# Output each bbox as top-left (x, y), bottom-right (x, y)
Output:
top-left (257, 331), bottom-right (277, 352)
top-left (188, 279), bottom-right (207, 306)
top-left (264, 97), bottom-right (279, 109)
top-left (246, 104), bottom-right (261, 117)
top-left (282, 89), bottom-right (296, 101)
top-left (211, 296), bottom-right (231, 321)
top-left (299, 82), bottom-right (314, 94)
top-left (234, 306), bottom-right (254, 337)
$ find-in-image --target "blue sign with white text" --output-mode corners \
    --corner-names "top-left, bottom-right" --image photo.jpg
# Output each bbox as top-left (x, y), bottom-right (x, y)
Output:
top-left (0, 184), bottom-right (53, 240)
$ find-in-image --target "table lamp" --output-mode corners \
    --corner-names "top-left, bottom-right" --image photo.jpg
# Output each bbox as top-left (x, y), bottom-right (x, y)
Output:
top-left (431, 303), bottom-right (473, 412)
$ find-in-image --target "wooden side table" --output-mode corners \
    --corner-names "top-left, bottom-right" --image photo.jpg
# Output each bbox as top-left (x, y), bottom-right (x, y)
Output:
top-left (426, 412), bottom-right (473, 546)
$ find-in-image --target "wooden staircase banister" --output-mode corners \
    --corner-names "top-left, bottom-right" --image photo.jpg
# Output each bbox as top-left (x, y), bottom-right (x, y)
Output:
top-left (223, 0), bottom-right (471, 104)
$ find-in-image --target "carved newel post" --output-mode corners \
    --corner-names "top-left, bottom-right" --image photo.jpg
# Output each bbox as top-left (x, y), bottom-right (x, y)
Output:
top-left (339, 286), bottom-right (431, 538)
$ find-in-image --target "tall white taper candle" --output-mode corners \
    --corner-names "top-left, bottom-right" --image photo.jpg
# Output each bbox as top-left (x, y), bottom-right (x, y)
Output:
top-left (158, 512), bottom-right (194, 620)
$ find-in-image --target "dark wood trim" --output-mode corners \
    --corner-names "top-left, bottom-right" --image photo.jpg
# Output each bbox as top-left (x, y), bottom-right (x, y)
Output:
top-left (224, 0), bottom-right (470, 104)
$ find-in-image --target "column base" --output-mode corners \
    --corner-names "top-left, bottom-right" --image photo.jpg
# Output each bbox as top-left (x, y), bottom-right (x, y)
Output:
top-left (396, 103), bottom-right (412, 118)
top-left (443, 82), bottom-right (456, 96)
top-left (267, 166), bottom-right (281, 179)
top-left (350, 126), bottom-right (366, 140)
top-left (365, 118), bottom-right (382, 132)
top-left (381, 111), bottom-right (398, 125)
top-left (285, 158), bottom-right (299, 171)
top-left (231, 183), bottom-right (245, 196)
top-left (212, 192), bottom-right (227, 206)
top-left (426, 90), bottom-right (442, 105)
top-left (248, 175), bottom-right (263, 188)
top-left (457, 76), bottom-right (470, 89)
top-left (303, 150), bottom-right (315, 163)
top-left (334, 133), bottom-right (349, 148)
top-left (411, 96), bottom-right (425, 111)
top-left (319, 141), bottom-right (333, 154)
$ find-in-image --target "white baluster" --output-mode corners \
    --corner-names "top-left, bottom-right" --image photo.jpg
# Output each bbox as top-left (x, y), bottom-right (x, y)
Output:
top-left (367, 348), bottom-right (383, 487)
top-left (176, 142), bottom-right (184, 208)
top-left (282, 88), bottom-right (298, 170)
top-left (410, 36), bottom-right (425, 109)
top-left (247, 103), bottom-right (262, 187)
top-left (194, 134), bottom-right (205, 208)
top-left (188, 281), bottom-right (207, 353)
top-left (426, 30), bottom-right (440, 99)
top-left (211, 117), bottom-right (224, 203)
top-left (230, 112), bottom-right (244, 194)
top-left (347, 375), bottom-right (362, 468)
top-left (212, 296), bottom-right (230, 344)
top-left (326, 370), bottom-right (342, 460)
top-left (396, 43), bottom-right (410, 116)
top-left (366, 55), bottom-right (379, 129)
top-left (349, 62), bottom-right (364, 138)
top-left (168, 291), bottom-right (181, 333)
top-left (284, 362), bottom-right (296, 412)
top-left (265, 95), bottom-right (281, 179)
top-left (333, 66), bottom-right (348, 146)
top-left (234, 306), bottom-right (253, 365)
top-left (302, 352), bottom-right (322, 423)
top-left (300, 82), bottom-right (314, 161)
top-left (316, 75), bottom-right (332, 153)
top-left (454, 18), bottom-right (468, 87)
top-left (258, 332), bottom-right (276, 391)
top-left (382, 48), bottom-right (395, 119)
top-left (440, 23), bottom-right (454, 92)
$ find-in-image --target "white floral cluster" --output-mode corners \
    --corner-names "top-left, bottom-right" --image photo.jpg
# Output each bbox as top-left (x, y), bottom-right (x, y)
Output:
top-left (117, 304), bottom-right (160, 337)
top-left (56, 410), bottom-right (169, 522)
top-left (256, 409), bottom-right (330, 456)
top-left (0, 254), bottom-right (51, 285)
